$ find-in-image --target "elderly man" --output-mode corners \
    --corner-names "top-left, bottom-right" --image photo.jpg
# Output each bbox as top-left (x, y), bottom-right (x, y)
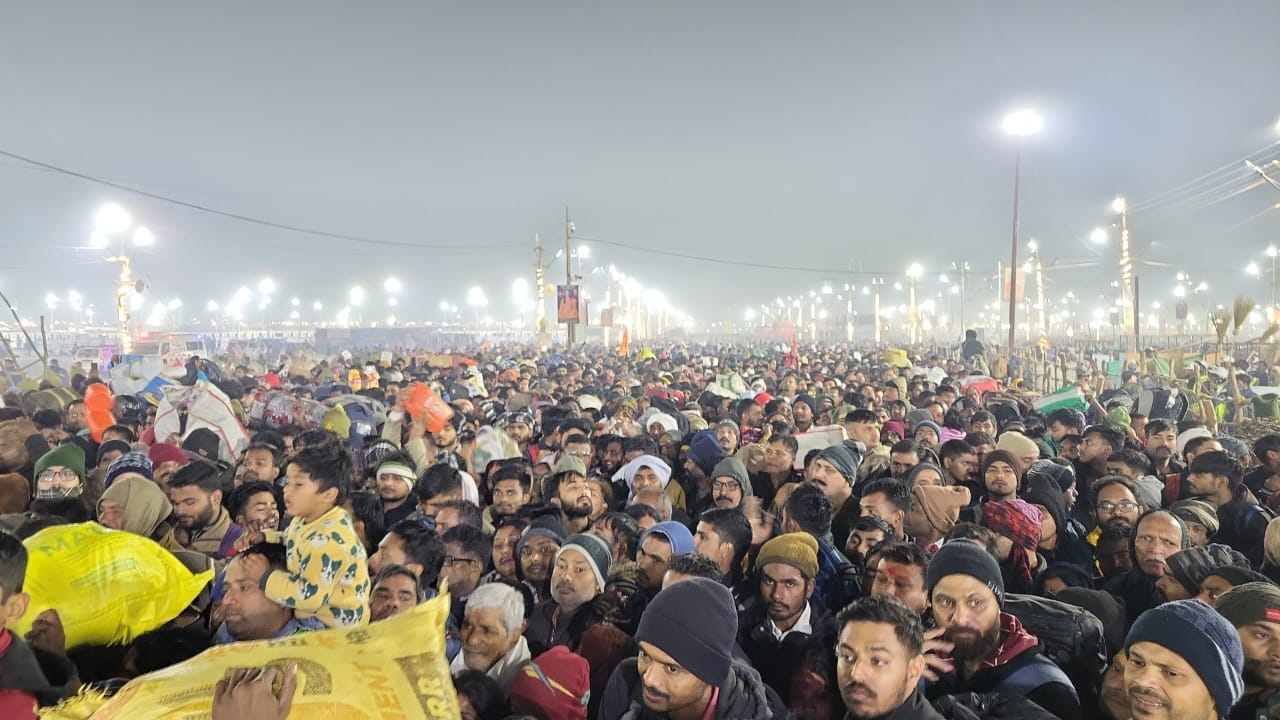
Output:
top-left (215, 543), bottom-right (324, 644)
top-left (449, 582), bottom-right (532, 692)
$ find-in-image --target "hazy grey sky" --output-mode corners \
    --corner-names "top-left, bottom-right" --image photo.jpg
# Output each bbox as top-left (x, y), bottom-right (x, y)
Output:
top-left (2, 2), bottom-right (1279, 329)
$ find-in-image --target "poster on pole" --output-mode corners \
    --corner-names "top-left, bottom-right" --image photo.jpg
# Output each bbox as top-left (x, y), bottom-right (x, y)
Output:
top-left (600, 308), bottom-right (614, 328)
top-left (1000, 268), bottom-right (1027, 303)
top-left (556, 285), bottom-right (580, 323)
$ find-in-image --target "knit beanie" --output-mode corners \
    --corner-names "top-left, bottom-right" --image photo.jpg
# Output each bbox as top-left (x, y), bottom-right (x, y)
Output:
top-left (636, 577), bottom-right (736, 687)
top-left (556, 533), bottom-right (612, 592)
top-left (756, 532), bottom-right (819, 579)
top-left (643, 521), bottom-right (696, 556)
top-left (905, 409), bottom-right (932, 429)
top-left (1025, 459), bottom-right (1076, 493)
top-left (1216, 582), bottom-right (1280, 628)
top-left (913, 420), bottom-right (943, 443)
top-left (716, 419), bottom-right (740, 441)
top-left (509, 646), bottom-right (590, 720)
top-left (979, 450), bottom-right (1024, 483)
top-left (710, 457), bottom-right (752, 497)
top-left (1205, 566), bottom-right (1271, 589)
top-left (995, 431), bottom-right (1039, 460)
top-left (376, 458), bottom-right (417, 492)
top-left (34, 444), bottom-right (87, 483)
top-left (904, 462), bottom-right (944, 490)
top-left (1170, 500), bottom-right (1220, 539)
top-left (911, 484), bottom-right (970, 534)
top-left (147, 441), bottom-right (188, 468)
top-left (1125, 600), bottom-right (1244, 716)
top-left (927, 539), bottom-right (1004, 604)
top-left (793, 395), bottom-right (817, 416)
top-left (1132, 476), bottom-right (1164, 510)
top-left (1166, 543), bottom-right (1250, 597)
top-left (686, 430), bottom-right (727, 476)
top-left (95, 439), bottom-right (131, 467)
top-left (516, 516), bottom-right (567, 558)
top-left (815, 442), bottom-right (863, 486)
top-left (105, 452), bottom-right (153, 488)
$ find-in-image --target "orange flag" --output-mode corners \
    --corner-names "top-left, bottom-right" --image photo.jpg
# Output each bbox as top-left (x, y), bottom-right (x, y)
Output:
top-left (619, 328), bottom-right (630, 357)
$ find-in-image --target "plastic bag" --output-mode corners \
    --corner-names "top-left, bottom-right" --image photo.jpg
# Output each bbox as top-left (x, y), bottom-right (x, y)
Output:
top-left (17, 523), bottom-right (214, 648)
top-left (406, 382), bottom-right (454, 433)
top-left (45, 593), bottom-right (461, 719)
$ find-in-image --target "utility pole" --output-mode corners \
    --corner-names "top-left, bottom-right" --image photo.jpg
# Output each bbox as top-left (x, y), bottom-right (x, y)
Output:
top-left (1114, 197), bottom-right (1138, 355)
top-left (564, 207), bottom-right (576, 346)
top-left (534, 234), bottom-right (550, 348)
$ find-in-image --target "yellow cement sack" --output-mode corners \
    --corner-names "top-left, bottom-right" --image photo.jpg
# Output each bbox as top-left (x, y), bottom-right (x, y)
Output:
top-left (17, 523), bottom-right (214, 648)
top-left (48, 593), bottom-right (461, 720)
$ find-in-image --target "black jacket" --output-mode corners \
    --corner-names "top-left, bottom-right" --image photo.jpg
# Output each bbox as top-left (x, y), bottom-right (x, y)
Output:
top-left (598, 656), bottom-right (792, 720)
top-left (738, 601), bottom-right (838, 706)
top-left (924, 644), bottom-right (1081, 720)
top-left (1216, 499), bottom-right (1271, 565)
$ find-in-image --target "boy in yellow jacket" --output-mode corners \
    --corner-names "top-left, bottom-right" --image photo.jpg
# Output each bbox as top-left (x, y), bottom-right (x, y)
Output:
top-left (237, 440), bottom-right (370, 628)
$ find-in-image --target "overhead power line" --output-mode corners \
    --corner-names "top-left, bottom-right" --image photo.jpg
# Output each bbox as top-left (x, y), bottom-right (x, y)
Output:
top-left (577, 236), bottom-right (910, 277)
top-left (0, 148), bottom-right (523, 251)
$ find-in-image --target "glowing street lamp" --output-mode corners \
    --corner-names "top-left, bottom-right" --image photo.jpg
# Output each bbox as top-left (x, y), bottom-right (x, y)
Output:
top-left (258, 277), bottom-right (276, 296)
top-left (349, 286), bottom-right (365, 307)
top-left (1001, 107), bottom-right (1042, 353)
top-left (1090, 228), bottom-right (1108, 244)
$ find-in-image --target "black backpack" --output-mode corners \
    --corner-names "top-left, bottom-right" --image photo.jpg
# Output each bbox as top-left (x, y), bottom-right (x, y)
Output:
top-left (1002, 593), bottom-right (1106, 712)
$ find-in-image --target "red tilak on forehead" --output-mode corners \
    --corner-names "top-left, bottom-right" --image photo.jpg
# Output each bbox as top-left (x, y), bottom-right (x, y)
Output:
top-left (883, 563), bottom-right (909, 581)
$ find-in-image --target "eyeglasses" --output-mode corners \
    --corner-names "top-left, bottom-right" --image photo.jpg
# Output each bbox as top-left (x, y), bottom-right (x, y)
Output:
top-left (443, 555), bottom-right (480, 567)
top-left (711, 480), bottom-right (741, 493)
top-left (1097, 500), bottom-right (1139, 513)
top-left (37, 468), bottom-right (79, 485)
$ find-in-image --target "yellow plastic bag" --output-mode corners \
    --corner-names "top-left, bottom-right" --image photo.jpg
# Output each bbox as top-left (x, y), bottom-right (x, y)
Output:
top-left (17, 523), bottom-right (214, 648)
top-left (47, 593), bottom-right (461, 719)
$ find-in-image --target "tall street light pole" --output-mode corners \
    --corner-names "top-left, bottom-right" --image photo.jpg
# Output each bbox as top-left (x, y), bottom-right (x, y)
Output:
top-left (1001, 109), bottom-right (1042, 357)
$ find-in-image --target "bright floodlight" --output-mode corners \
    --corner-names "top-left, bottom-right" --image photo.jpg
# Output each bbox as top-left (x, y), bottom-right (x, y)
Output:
top-left (68, 291), bottom-right (82, 311)
top-left (384, 277), bottom-right (402, 294)
top-left (233, 287), bottom-right (252, 305)
top-left (168, 298), bottom-right (183, 310)
top-left (349, 286), bottom-right (365, 307)
top-left (312, 301), bottom-right (323, 311)
top-left (89, 232), bottom-right (108, 249)
top-left (1001, 109), bottom-right (1043, 137)
top-left (439, 300), bottom-right (450, 312)
top-left (1247, 262), bottom-right (1261, 277)
top-left (467, 286), bottom-right (488, 307)
top-left (1269, 245), bottom-right (1278, 258)
top-left (207, 300), bottom-right (219, 311)
top-left (577, 245), bottom-right (591, 259)
top-left (1090, 227), bottom-right (1108, 244)
top-left (290, 297), bottom-right (300, 307)
top-left (906, 263), bottom-right (924, 279)
top-left (258, 277), bottom-right (276, 295)
top-left (1112, 196), bottom-right (1127, 214)
top-left (95, 203), bottom-right (131, 234)
top-left (1173, 286), bottom-right (1186, 298)
top-left (744, 308), bottom-right (756, 321)
top-left (131, 226), bottom-right (154, 247)
top-left (45, 293), bottom-right (58, 309)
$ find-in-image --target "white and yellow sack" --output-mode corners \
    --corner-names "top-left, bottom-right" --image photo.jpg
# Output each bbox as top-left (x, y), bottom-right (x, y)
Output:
top-left (44, 593), bottom-right (460, 719)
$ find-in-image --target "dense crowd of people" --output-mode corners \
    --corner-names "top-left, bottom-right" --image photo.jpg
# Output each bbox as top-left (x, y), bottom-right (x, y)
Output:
top-left (0, 340), bottom-right (1278, 719)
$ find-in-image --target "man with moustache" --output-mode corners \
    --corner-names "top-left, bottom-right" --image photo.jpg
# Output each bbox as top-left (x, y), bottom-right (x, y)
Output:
top-left (1103, 508), bottom-right (1191, 627)
top-left (545, 455), bottom-right (594, 534)
top-left (922, 540), bottom-right (1080, 720)
top-left (1123, 600), bottom-right (1244, 720)
top-left (835, 594), bottom-right (943, 720)
top-left (1215, 582), bottom-right (1280, 720)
